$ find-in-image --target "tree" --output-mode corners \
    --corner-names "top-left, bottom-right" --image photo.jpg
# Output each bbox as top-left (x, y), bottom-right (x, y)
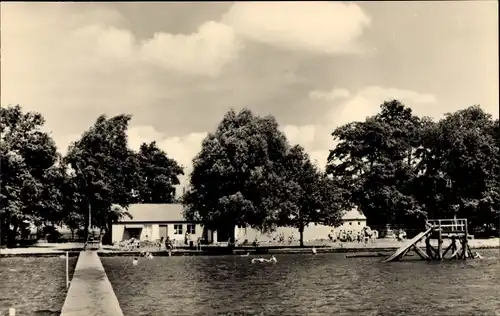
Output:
top-left (0, 105), bottom-right (60, 246)
top-left (416, 106), bottom-right (499, 234)
top-left (182, 108), bottom-right (292, 239)
top-left (134, 141), bottom-right (184, 203)
top-left (63, 114), bottom-right (138, 244)
top-left (278, 145), bottom-right (344, 246)
top-left (327, 101), bottom-right (427, 231)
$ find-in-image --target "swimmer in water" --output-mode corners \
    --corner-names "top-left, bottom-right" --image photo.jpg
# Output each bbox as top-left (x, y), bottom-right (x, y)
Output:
top-left (251, 256), bottom-right (277, 263)
top-left (132, 258), bottom-right (138, 265)
top-left (251, 257), bottom-right (265, 263)
top-left (473, 252), bottom-right (483, 259)
top-left (312, 246), bottom-right (317, 255)
top-left (240, 252), bottom-right (250, 257)
top-left (148, 253), bottom-right (154, 259)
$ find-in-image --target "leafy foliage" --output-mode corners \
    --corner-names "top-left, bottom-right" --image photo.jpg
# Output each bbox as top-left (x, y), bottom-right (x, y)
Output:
top-left (327, 101), bottom-right (499, 235)
top-left (327, 101), bottom-right (426, 230)
top-left (278, 145), bottom-right (343, 246)
top-left (134, 141), bottom-right (184, 203)
top-left (0, 105), bottom-right (59, 245)
top-left (182, 109), bottom-right (292, 234)
top-left (63, 114), bottom-right (139, 242)
top-left (415, 106), bottom-right (499, 233)
top-left (182, 109), bottom-right (345, 243)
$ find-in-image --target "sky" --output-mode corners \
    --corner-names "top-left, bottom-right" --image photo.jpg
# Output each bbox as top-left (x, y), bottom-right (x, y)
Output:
top-left (2, 1), bottom-right (498, 193)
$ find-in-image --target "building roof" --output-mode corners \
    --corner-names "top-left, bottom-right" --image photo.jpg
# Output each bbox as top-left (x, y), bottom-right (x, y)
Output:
top-left (119, 203), bottom-right (185, 223)
top-left (342, 208), bottom-right (367, 220)
top-left (117, 204), bottom-right (366, 223)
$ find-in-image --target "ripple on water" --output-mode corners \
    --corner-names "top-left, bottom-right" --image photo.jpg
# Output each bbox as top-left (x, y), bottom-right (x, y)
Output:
top-left (101, 250), bottom-right (500, 316)
top-left (0, 257), bottom-right (78, 315)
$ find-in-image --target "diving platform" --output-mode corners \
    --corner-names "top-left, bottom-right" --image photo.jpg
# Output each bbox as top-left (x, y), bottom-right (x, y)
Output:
top-left (384, 218), bottom-right (475, 262)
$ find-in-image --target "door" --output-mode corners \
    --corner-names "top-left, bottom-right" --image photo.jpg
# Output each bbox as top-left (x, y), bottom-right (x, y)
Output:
top-left (202, 227), bottom-right (213, 244)
top-left (159, 225), bottom-right (168, 240)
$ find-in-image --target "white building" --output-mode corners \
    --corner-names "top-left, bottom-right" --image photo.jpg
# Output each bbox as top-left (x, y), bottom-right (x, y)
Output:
top-left (112, 204), bottom-right (368, 245)
top-left (236, 208), bottom-right (367, 243)
top-left (112, 204), bottom-right (208, 245)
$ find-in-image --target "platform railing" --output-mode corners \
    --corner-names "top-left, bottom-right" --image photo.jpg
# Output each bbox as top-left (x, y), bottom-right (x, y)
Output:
top-left (426, 218), bottom-right (468, 233)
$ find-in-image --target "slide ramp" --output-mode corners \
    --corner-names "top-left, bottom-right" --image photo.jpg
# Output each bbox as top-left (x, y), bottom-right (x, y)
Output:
top-left (384, 228), bottom-right (433, 262)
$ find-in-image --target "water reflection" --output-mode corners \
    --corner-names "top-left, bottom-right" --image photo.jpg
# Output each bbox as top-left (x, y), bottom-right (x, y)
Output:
top-left (101, 250), bottom-right (500, 316)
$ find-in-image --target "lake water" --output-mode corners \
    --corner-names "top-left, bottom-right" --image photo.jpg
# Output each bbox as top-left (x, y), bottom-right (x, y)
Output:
top-left (0, 256), bottom-right (78, 315)
top-left (101, 249), bottom-right (500, 316)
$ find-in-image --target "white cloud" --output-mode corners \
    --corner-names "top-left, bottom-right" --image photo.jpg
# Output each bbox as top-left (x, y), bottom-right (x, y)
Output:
top-left (127, 126), bottom-right (208, 191)
top-left (1, 3), bottom-right (240, 101)
top-left (358, 86), bottom-right (437, 105)
top-left (281, 125), bottom-right (316, 145)
top-left (222, 2), bottom-right (371, 54)
top-left (283, 86), bottom-right (438, 169)
top-left (309, 88), bottom-right (351, 101)
top-left (324, 86), bottom-right (438, 127)
top-left (140, 21), bottom-right (241, 76)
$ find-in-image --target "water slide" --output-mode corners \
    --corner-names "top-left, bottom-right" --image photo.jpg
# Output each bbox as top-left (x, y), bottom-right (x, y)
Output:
top-left (384, 228), bottom-right (434, 262)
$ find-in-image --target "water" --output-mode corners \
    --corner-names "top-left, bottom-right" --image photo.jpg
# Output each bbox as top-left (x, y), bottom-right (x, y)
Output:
top-left (101, 249), bottom-right (500, 316)
top-left (0, 256), bottom-right (78, 315)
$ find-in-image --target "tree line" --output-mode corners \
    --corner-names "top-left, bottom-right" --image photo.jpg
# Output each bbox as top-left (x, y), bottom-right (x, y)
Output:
top-left (1, 101), bottom-right (498, 247)
top-left (1, 106), bottom-right (183, 246)
top-left (326, 101), bottom-right (499, 236)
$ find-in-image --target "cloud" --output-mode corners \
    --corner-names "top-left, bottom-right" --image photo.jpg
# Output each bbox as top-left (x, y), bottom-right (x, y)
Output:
top-left (324, 86), bottom-right (438, 127)
top-left (1, 3), bottom-right (240, 103)
top-left (0, 3), bottom-right (245, 151)
top-left (127, 126), bottom-right (208, 191)
top-left (282, 86), bottom-right (438, 169)
top-left (222, 2), bottom-right (371, 54)
top-left (309, 88), bottom-right (351, 101)
top-left (358, 86), bottom-right (437, 105)
top-left (139, 21), bottom-right (241, 76)
top-left (281, 125), bottom-right (316, 145)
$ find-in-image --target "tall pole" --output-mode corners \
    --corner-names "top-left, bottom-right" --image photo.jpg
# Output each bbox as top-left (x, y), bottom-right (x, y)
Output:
top-left (75, 163), bottom-right (91, 245)
top-left (66, 251), bottom-right (69, 289)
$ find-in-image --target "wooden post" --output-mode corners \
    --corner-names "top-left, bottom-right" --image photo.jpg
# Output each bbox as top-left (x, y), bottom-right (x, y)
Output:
top-left (450, 237), bottom-right (457, 259)
top-left (425, 237), bottom-right (433, 259)
top-left (437, 220), bottom-right (443, 260)
top-left (463, 220), bottom-right (469, 260)
top-left (66, 251), bottom-right (69, 289)
top-left (442, 236), bottom-right (455, 259)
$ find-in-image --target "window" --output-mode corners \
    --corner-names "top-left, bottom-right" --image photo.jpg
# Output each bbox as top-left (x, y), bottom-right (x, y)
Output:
top-left (349, 222), bottom-right (352, 225)
top-left (358, 222), bottom-right (361, 226)
top-left (187, 224), bottom-right (196, 234)
top-left (174, 224), bottom-right (183, 235)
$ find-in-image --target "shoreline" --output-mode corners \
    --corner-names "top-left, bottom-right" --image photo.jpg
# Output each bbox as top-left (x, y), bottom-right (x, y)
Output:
top-left (1, 239), bottom-right (498, 257)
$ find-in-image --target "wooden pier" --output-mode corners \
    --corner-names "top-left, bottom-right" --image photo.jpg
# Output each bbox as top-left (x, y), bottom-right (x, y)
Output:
top-left (384, 218), bottom-right (476, 262)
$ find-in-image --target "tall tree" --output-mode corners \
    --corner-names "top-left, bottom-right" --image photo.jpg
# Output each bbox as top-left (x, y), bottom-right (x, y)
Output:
top-left (327, 101), bottom-right (426, 231)
top-left (416, 106), bottom-right (499, 234)
top-left (182, 109), bottom-right (291, 238)
top-left (278, 145), bottom-right (344, 246)
top-left (0, 105), bottom-right (60, 246)
top-left (64, 114), bottom-right (138, 244)
top-left (134, 141), bottom-right (184, 203)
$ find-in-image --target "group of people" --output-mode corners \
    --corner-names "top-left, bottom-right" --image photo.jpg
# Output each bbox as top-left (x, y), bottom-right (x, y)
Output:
top-left (159, 235), bottom-right (203, 251)
top-left (328, 227), bottom-right (378, 243)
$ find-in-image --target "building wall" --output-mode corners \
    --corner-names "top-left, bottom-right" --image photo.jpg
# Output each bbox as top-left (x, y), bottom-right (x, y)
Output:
top-left (112, 225), bottom-right (125, 243)
top-left (235, 220), bottom-right (367, 243)
top-left (337, 219), bottom-right (367, 232)
top-left (112, 220), bottom-right (367, 244)
top-left (112, 222), bottom-right (204, 245)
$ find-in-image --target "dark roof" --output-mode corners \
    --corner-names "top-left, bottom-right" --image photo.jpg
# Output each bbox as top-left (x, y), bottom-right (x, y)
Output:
top-left (119, 204), bottom-right (185, 223)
